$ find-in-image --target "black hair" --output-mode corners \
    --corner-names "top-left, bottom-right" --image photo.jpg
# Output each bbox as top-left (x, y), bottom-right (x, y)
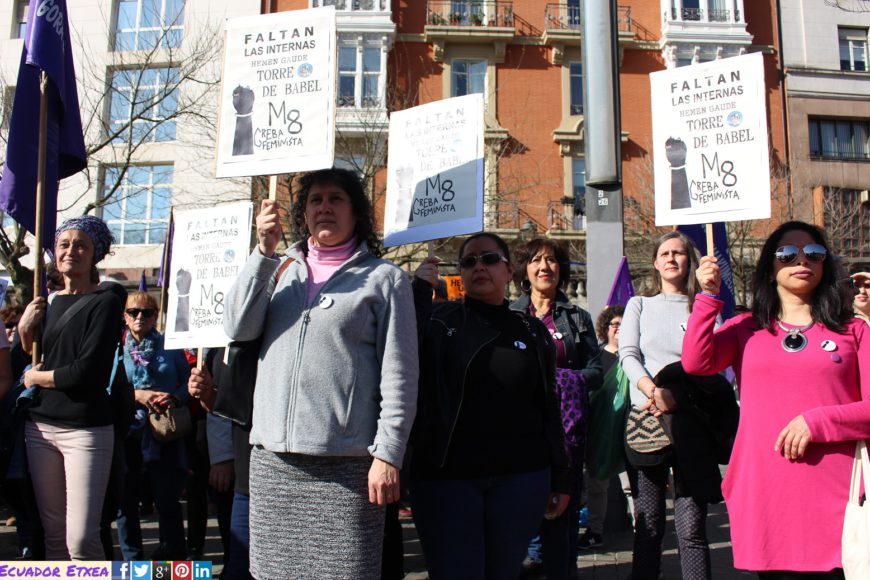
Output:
top-left (291, 168), bottom-right (382, 257)
top-left (751, 220), bottom-right (849, 332)
top-left (458, 232), bottom-right (511, 263)
top-left (643, 231), bottom-right (701, 310)
top-left (512, 238), bottom-right (571, 292)
top-left (595, 305), bottom-right (625, 343)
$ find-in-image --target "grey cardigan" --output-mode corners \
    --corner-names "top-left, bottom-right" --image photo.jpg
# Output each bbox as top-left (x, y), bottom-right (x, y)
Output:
top-left (223, 241), bottom-right (419, 468)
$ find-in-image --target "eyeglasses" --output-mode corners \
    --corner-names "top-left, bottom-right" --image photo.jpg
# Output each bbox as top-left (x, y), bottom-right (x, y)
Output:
top-left (459, 252), bottom-right (508, 269)
top-left (608, 322), bottom-right (621, 328)
top-left (126, 308), bottom-right (156, 318)
top-left (774, 244), bottom-right (827, 265)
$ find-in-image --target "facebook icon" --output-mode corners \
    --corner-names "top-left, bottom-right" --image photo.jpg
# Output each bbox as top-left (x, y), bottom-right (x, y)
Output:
top-left (111, 562), bottom-right (129, 580)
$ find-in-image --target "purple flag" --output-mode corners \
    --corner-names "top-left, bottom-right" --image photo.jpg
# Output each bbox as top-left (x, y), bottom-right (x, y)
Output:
top-left (606, 256), bottom-right (635, 307)
top-left (678, 222), bottom-right (736, 319)
top-left (0, 0), bottom-right (87, 254)
top-left (138, 270), bottom-right (147, 292)
top-left (156, 220), bottom-right (173, 288)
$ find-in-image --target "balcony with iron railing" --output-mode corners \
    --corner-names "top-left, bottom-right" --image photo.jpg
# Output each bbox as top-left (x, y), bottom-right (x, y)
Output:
top-left (425, 1), bottom-right (515, 28)
top-left (661, 2), bottom-right (750, 48)
top-left (542, 4), bottom-right (634, 55)
top-left (547, 199), bottom-right (586, 233)
top-left (665, 3), bottom-right (743, 24)
top-left (425, 1), bottom-right (515, 61)
top-left (312, 0), bottom-right (390, 11)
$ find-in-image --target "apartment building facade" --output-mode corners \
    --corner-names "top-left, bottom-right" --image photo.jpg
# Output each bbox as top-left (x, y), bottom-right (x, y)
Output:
top-left (780, 0), bottom-right (870, 269)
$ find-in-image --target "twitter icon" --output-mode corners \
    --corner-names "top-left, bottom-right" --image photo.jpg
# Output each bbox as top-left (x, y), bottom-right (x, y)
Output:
top-left (131, 562), bottom-right (152, 580)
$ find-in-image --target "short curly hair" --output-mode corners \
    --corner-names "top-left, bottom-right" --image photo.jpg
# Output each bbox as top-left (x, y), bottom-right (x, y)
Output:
top-left (512, 238), bottom-right (571, 291)
top-left (291, 168), bottom-right (382, 257)
top-left (595, 305), bottom-right (625, 343)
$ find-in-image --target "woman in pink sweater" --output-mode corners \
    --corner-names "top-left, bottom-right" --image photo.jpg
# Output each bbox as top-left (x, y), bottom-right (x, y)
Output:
top-left (683, 221), bottom-right (870, 579)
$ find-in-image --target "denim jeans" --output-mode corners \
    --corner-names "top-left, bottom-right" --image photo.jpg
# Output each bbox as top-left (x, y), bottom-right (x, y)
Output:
top-left (527, 479), bottom-right (581, 579)
top-left (221, 492), bottom-right (252, 580)
top-left (411, 468), bottom-right (550, 580)
top-left (116, 437), bottom-right (186, 560)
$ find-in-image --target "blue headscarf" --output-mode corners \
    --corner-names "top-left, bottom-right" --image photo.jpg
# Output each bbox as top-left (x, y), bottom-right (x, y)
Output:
top-left (54, 215), bottom-right (114, 264)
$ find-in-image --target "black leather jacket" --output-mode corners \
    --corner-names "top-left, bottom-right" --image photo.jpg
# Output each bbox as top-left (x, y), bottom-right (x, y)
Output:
top-left (410, 279), bottom-right (572, 493)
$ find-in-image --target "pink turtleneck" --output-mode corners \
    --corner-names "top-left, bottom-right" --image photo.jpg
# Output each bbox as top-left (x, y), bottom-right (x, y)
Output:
top-left (305, 237), bottom-right (357, 305)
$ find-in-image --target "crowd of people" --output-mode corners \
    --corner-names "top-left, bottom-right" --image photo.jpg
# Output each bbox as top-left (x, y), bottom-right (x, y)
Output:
top-left (0, 168), bottom-right (867, 580)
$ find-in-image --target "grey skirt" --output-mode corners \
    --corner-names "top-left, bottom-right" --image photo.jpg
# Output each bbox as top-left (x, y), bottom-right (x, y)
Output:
top-left (249, 447), bottom-right (384, 580)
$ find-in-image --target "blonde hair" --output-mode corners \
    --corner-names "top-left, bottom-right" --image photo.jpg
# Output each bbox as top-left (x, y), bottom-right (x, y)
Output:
top-left (125, 291), bottom-right (158, 311)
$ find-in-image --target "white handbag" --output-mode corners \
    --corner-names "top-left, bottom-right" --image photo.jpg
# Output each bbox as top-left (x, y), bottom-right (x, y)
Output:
top-left (842, 440), bottom-right (870, 579)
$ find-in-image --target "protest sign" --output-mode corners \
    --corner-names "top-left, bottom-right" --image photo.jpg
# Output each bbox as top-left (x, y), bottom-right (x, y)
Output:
top-left (164, 202), bottom-right (253, 350)
top-left (650, 52), bottom-right (770, 226)
top-left (383, 94), bottom-right (485, 247)
top-left (443, 275), bottom-right (465, 301)
top-left (215, 8), bottom-right (336, 178)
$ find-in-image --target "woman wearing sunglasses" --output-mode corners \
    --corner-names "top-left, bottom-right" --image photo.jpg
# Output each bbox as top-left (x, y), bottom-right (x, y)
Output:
top-left (851, 271), bottom-right (870, 325)
top-left (411, 233), bottom-right (571, 579)
top-left (116, 291), bottom-right (190, 561)
top-left (684, 221), bottom-right (870, 579)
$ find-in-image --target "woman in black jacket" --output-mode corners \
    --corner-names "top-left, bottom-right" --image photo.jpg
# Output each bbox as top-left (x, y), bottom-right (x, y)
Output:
top-left (510, 237), bottom-right (602, 579)
top-left (411, 232), bottom-right (571, 580)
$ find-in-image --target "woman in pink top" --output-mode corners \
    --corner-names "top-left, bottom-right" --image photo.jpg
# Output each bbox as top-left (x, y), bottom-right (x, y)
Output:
top-left (683, 221), bottom-right (870, 579)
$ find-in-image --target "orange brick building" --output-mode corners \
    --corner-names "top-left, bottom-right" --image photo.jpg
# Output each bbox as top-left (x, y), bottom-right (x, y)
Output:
top-left (266, 0), bottom-right (788, 292)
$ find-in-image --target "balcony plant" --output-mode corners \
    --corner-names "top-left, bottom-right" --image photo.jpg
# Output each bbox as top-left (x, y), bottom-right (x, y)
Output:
top-left (470, 13), bottom-right (483, 26)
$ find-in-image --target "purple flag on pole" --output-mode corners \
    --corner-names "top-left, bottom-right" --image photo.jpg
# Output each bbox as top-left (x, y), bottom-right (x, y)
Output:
top-left (138, 270), bottom-right (147, 292)
top-left (605, 256), bottom-right (635, 307)
top-left (678, 222), bottom-right (735, 319)
top-left (156, 221), bottom-right (173, 288)
top-left (0, 0), bottom-right (87, 254)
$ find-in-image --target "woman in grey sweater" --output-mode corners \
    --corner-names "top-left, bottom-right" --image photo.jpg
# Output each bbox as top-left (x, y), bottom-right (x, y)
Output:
top-left (619, 231), bottom-right (712, 580)
top-left (223, 168), bottom-right (418, 579)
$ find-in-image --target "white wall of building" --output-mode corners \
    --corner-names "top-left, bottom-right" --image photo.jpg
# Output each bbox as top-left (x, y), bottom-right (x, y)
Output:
top-left (1, 0), bottom-right (260, 273)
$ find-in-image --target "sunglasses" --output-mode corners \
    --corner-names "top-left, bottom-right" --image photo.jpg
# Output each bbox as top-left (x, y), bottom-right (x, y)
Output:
top-left (774, 244), bottom-right (827, 264)
top-left (126, 308), bottom-right (156, 318)
top-left (459, 252), bottom-right (508, 269)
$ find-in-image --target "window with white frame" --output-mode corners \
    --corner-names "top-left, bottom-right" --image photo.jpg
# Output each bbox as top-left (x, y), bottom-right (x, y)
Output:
top-left (114, 0), bottom-right (185, 51)
top-left (809, 118), bottom-right (870, 160)
top-left (839, 28), bottom-right (868, 72)
top-left (572, 158), bottom-right (586, 229)
top-left (108, 67), bottom-right (179, 144)
top-left (567, 0), bottom-right (580, 27)
top-left (569, 62), bottom-right (583, 115)
top-left (14, 1), bottom-right (28, 39)
top-left (337, 45), bottom-right (382, 108)
top-left (311, 0), bottom-right (387, 10)
top-left (451, 60), bottom-right (486, 98)
top-left (101, 165), bottom-right (172, 245)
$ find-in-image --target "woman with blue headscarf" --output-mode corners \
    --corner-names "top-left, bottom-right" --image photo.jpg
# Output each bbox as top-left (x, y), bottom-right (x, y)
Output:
top-left (16, 215), bottom-right (123, 560)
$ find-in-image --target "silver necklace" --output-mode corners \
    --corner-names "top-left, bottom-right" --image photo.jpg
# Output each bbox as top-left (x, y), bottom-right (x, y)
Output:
top-left (776, 319), bottom-right (814, 353)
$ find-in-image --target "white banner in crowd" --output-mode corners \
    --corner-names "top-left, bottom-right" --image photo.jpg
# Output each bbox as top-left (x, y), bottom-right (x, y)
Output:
top-left (215, 8), bottom-right (336, 178)
top-left (164, 202), bottom-right (253, 350)
top-left (383, 93), bottom-right (485, 248)
top-left (650, 52), bottom-right (771, 226)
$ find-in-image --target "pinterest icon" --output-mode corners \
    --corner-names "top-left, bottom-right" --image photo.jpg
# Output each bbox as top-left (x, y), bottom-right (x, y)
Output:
top-left (172, 562), bottom-right (192, 580)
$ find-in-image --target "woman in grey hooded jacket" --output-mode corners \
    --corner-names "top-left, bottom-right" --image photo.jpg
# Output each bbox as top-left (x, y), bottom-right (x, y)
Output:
top-left (223, 168), bottom-right (418, 580)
